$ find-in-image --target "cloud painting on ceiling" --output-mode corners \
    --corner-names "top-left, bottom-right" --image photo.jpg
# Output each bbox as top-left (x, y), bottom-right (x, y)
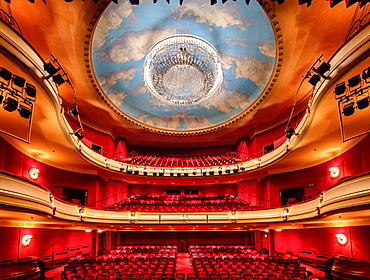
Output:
top-left (92, 0), bottom-right (276, 132)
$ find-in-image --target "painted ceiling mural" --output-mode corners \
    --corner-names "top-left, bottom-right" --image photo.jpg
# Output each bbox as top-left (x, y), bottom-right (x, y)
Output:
top-left (92, 0), bottom-right (276, 132)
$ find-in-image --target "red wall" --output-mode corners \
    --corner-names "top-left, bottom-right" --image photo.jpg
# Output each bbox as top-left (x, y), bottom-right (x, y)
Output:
top-left (128, 184), bottom-right (237, 196)
top-left (119, 231), bottom-right (248, 246)
top-left (0, 227), bottom-right (92, 262)
top-left (274, 226), bottom-right (370, 261)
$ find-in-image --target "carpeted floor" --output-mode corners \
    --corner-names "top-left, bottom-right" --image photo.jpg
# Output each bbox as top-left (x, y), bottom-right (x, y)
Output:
top-left (176, 252), bottom-right (194, 274)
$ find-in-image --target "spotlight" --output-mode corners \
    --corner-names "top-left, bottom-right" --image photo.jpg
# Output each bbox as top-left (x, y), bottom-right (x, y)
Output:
top-left (170, 172), bottom-right (174, 176)
top-left (19, 106), bottom-right (32, 119)
top-left (209, 171), bottom-right (214, 175)
top-left (362, 67), bottom-right (370, 81)
top-left (233, 169), bottom-right (239, 173)
top-left (25, 83), bottom-right (37, 98)
top-left (343, 103), bottom-right (355, 116)
top-left (222, 0), bottom-right (227, 3)
top-left (3, 96), bottom-right (18, 112)
top-left (202, 172), bottom-right (207, 176)
top-left (308, 74), bottom-right (321, 86)
top-left (348, 74), bottom-right (361, 88)
top-left (218, 170), bottom-right (222, 175)
top-left (271, 0), bottom-right (284, 3)
top-left (143, 171), bottom-right (148, 176)
top-left (210, 0), bottom-right (217, 4)
top-left (225, 169), bottom-right (231, 174)
top-left (329, 0), bottom-right (343, 7)
top-left (316, 62), bottom-right (331, 76)
top-left (240, 167), bottom-right (246, 171)
top-left (129, 0), bottom-right (139, 4)
top-left (357, 97), bottom-right (369, 110)
top-left (127, 170), bottom-right (133, 174)
top-left (334, 82), bottom-right (346, 97)
top-left (74, 130), bottom-right (83, 140)
top-left (68, 107), bottom-right (79, 116)
top-left (52, 74), bottom-right (65, 86)
top-left (0, 67), bottom-right (12, 82)
top-left (184, 173), bottom-right (188, 177)
top-left (285, 127), bottom-right (295, 139)
top-left (43, 62), bottom-right (58, 76)
top-left (159, 172), bottom-right (164, 176)
top-left (12, 75), bottom-right (25, 88)
top-left (134, 170), bottom-right (139, 175)
top-left (245, 0), bottom-right (250, 3)
top-left (177, 173), bottom-right (181, 177)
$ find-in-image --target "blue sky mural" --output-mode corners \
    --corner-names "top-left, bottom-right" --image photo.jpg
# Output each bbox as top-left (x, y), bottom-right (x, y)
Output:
top-left (92, 0), bottom-right (276, 131)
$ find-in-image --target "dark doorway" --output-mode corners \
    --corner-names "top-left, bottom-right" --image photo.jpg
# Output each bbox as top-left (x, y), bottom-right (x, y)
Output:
top-left (280, 186), bottom-right (304, 206)
top-left (62, 187), bottom-right (87, 205)
top-left (178, 233), bottom-right (188, 252)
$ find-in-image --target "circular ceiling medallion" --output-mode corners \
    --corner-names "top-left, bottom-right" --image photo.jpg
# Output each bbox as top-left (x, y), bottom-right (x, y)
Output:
top-left (91, 0), bottom-right (280, 134)
top-left (144, 34), bottom-right (223, 107)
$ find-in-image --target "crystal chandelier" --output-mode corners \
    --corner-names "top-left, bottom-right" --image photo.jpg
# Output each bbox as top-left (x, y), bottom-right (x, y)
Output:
top-left (143, 34), bottom-right (223, 107)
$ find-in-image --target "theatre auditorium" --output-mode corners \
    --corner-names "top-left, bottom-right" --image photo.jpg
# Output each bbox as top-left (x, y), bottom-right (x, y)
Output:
top-left (0, 0), bottom-right (369, 279)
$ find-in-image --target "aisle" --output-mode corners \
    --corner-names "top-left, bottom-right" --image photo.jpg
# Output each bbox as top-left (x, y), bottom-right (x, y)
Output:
top-left (176, 252), bottom-right (193, 274)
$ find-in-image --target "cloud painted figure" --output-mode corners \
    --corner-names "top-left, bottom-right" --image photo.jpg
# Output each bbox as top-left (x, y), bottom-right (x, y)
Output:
top-left (92, 0), bottom-right (276, 132)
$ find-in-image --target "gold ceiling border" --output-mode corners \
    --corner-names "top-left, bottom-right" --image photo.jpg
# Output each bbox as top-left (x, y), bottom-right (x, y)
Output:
top-left (83, 1), bottom-right (283, 136)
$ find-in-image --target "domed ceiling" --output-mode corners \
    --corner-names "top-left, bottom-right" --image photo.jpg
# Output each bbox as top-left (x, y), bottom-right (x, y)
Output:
top-left (91, 0), bottom-right (276, 133)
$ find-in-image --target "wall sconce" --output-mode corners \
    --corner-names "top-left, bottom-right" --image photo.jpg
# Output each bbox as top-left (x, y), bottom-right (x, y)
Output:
top-left (85, 229), bottom-right (92, 233)
top-left (29, 168), bottom-right (40, 179)
top-left (329, 166), bottom-right (340, 178)
top-left (336, 233), bottom-right (348, 245)
top-left (22, 234), bottom-right (33, 246)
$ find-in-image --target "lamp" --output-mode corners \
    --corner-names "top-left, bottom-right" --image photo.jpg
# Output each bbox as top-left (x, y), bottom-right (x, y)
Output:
top-left (52, 73), bottom-right (66, 86)
top-left (25, 83), bottom-right (37, 99)
top-left (43, 62), bottom-right (58, 76)
top-left (357, 92), bottom-right (369, 110)
top-left (329, 166), bottom-right (340, 178)
top-left (29, 168), bottom-right (40, 179)
top-left (362, 67), bottom-right (370, 81)
top-left (0, 67), bottom-right (12, 82)
top-left (68, 107), bottom-right (79, 116)
top-left (19, 104), bottom-right (32, 119)
top-left (334, 82), bottom-right (346, 97)
top-left (3, 96), bottom-right (18, 112)
top-left (22, 234), bottom-right (33, 246)
top-left (12, 75), bottom-right (26, 88)
top-left (342, 102), bottom-right (355, 116)
top-left (316, 62), bottom-right (331, 76)
top-left (308, 74), bottom-right (321, 86)
top-left (73, 130), bottom-right (84, 140)
top-left (336, 233), bottom-right (348, 245)
top-left (348, 74), bottom-right (361, 88)
top-left (285, 127), bottom-right (295, 139)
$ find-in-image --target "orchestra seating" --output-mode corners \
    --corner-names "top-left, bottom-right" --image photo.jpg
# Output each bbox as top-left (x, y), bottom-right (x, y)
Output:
top-left (62, 245), bottom-right (177, 280)
top-left (61, 245), bottom-right (311, 280)
top-left (188, 245), bottom-right (308, 280)
top-left (106, 195), bottom-right (252, 211)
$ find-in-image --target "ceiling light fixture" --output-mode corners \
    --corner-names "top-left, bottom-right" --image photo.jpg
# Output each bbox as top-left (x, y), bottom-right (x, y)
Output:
top-left (143, 34), bottom-right (223, 108)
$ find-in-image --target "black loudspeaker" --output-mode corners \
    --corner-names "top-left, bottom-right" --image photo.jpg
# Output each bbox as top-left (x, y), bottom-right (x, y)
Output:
top-left (92, 144), bottom-right (102, 153)
top-left (263, 143), bottom-right (274, 154)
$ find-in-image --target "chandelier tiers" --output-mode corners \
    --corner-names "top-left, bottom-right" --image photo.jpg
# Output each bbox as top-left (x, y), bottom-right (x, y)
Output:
top-left (143, 34), bottom-right (224, 107)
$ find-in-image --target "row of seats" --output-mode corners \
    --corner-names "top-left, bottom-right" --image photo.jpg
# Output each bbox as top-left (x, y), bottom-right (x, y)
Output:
top-left (124, 155), bottom-right (239, 167)
top-left (189, 246), bottom-right (308, 280)
top-left (106, 195), bottom-right (252, 211)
